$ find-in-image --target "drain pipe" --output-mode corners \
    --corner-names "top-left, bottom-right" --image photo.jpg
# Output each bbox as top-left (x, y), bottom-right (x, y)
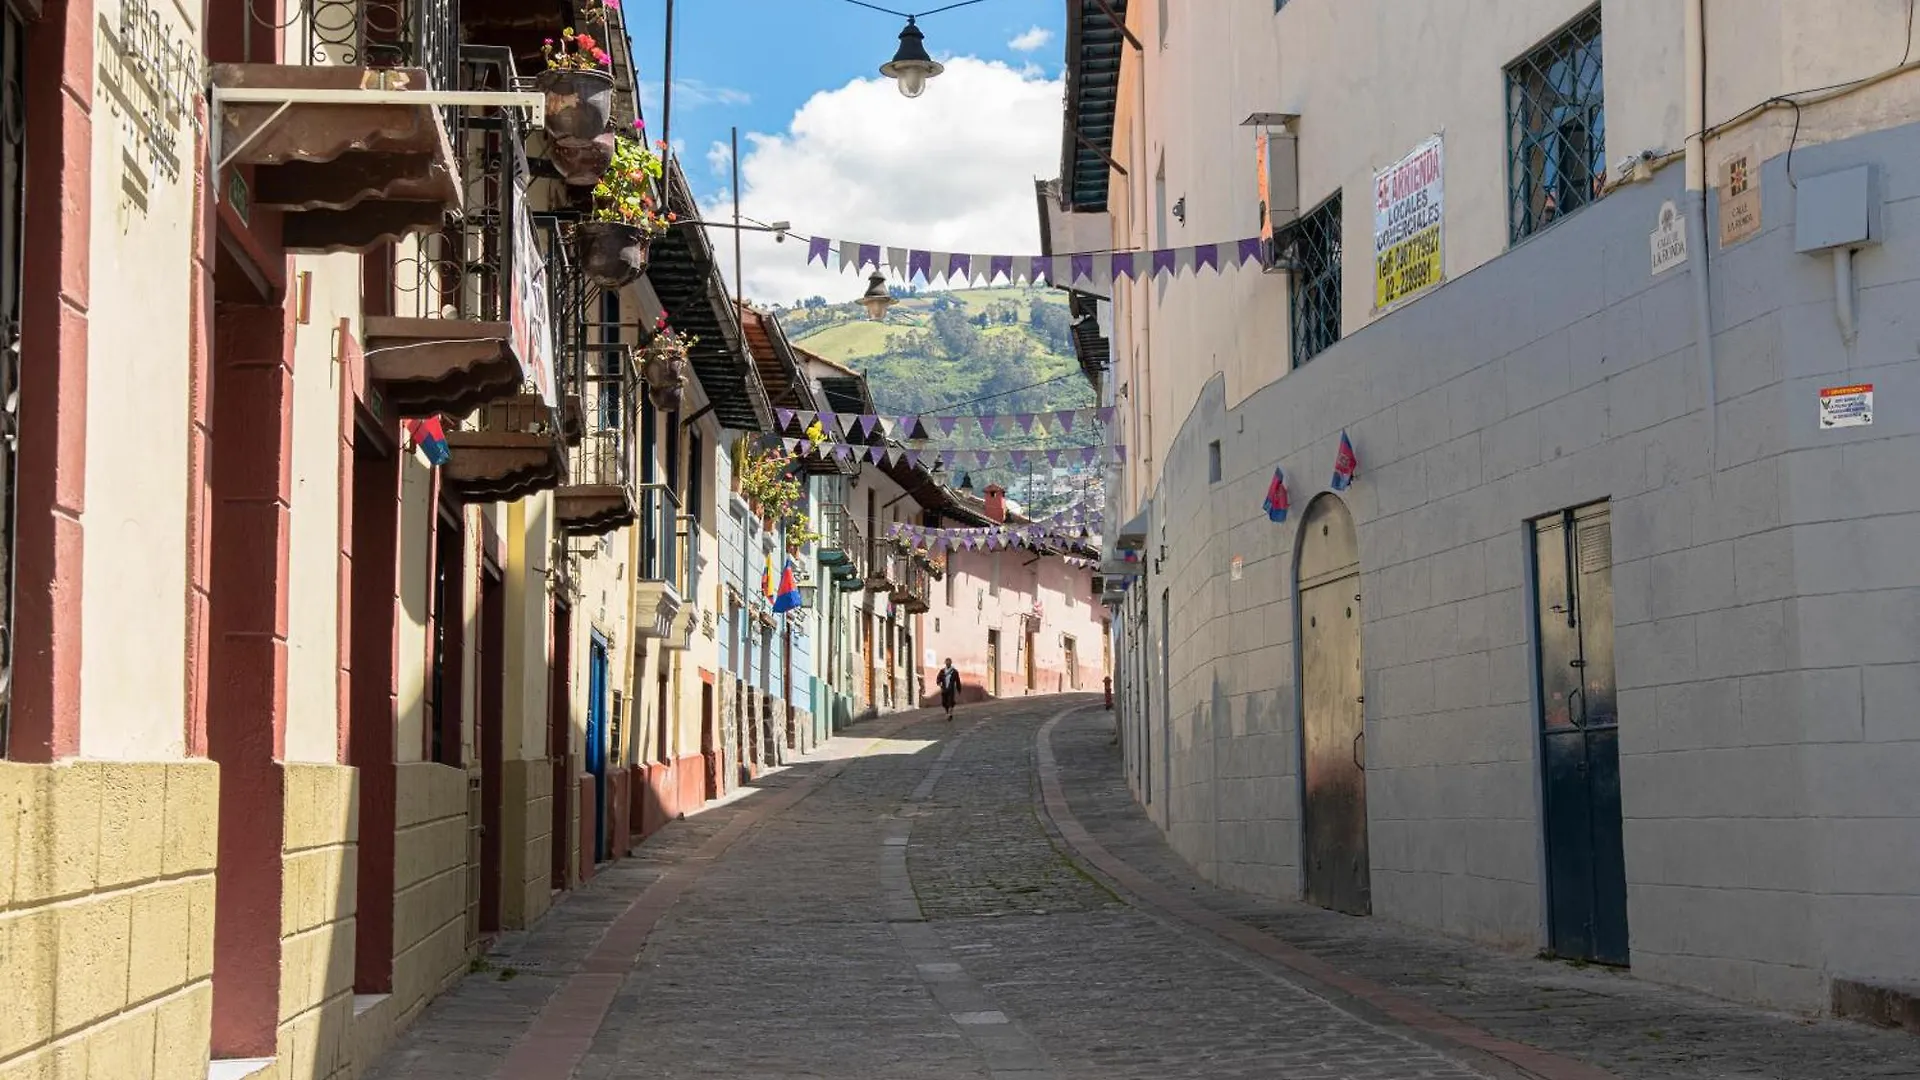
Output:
top-left (1684, 0), bottom-right (1720, 468)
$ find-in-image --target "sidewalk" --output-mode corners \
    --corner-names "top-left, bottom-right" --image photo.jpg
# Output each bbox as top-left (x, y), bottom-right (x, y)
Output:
top-left (1039, 703), bottom-right (1920, 1080)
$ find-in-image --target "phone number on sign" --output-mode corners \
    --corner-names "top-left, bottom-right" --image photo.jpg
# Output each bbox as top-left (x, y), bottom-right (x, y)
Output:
top-left (1376, 228), bottom-right (1441, 306)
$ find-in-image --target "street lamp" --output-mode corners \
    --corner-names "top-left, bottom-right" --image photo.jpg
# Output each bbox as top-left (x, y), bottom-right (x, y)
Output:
top-left (858, 272), bottom-right (895, 321)
top-left (880, 17), bottom-right (944, 99)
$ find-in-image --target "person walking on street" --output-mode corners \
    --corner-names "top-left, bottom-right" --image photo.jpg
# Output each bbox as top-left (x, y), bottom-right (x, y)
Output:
top-left (937, 659), bottom-right (962, 720)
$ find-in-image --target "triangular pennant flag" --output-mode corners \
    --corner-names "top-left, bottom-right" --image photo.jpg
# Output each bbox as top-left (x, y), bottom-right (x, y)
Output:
top-left (818, 411), bottom-right (837, 431)
top-left (927, 251), bottom-right (951, 281)
top-left (886, 448), bottom-right (902, 466)
top-left (798, 410), bottom-right (817, 429)
top-left (1015, 413), bottom-right (1037, 434)
top-left (989, 255), bottom-right (1013, 283)
top-left (858, 243), bottom-right (880, 270)
top-left (1115, 444), bottom-right (1129, 463)
top-left (1050, 256), bottom-right (1071, 286)
top-left (1195, 243), bottom-right (1220, 273)
top-left (948, 253), bottom-right (971, 282)
top-left (908, 249), bottom-right (932, 282)
top-left (936, 415), bottom-right (959, 438)
top-left (1055, 409), bottom-right (1076, 433)
top-left (1110, 252), bottom-right (1136, 280)
top-left (859, 414), bottom-right (879, 439)
top-left (797, 440), bottom-right (812, 457)
top-left (886, 246), bottom-right (908, 277)
top-left (897, 415), bottom-right (920, 440)
top-left (1095, 406), bottom-right (1115, 425)
top-left (1071, 253), bottom-right (1094, 282)
top-left (973, 451), bottom-right (992, 470)
top-left (905, 449), bottom-right (922, 469)
top-left (1079, 447), bottom-right (1096, 464)
top-left (837, 240), bottom-right (860, 271)
top-left (1176, 246), bottom-right (1197, 275)
top-left (808, 236), bottom-right (831, 266)
top-left (776, 407), bottom-right (795, 430)
top-left (1238, 237), bottom-right (1265, 266)
top-left (1152, 249), bottom-right (1177, 277)
top-left (1046, 448), bottom-right (1063, 469)
top-left (1027, 255), bottom-right (1050, 284)
top-left (868, 445), bottom-right (886, 464)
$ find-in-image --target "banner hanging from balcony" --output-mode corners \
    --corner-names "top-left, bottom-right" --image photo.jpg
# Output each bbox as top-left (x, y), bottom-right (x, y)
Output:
top-left (774, 406), bottom-right (1116, 441)
top-left (782, 438), bottom-right (1124, 469)
top-left (803, 235), bottom-right (1267, 285)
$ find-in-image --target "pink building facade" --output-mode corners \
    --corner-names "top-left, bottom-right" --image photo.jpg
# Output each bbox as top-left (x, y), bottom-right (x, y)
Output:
top-left (918, 489), bottom-right (1110, 705)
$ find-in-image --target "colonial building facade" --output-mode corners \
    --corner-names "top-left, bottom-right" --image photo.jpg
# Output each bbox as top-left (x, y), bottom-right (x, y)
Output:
top-left (1068, 0), bottom-right (1920, 1016)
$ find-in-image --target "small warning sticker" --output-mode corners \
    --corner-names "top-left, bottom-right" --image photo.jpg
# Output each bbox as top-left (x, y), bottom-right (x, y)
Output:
top-left (1818, 384), bottom-right (1874, 429)
top-left (1230, 556), bottom-right (1244, 581)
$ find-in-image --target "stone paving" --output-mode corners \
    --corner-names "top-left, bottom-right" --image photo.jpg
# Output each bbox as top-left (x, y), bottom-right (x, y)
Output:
top-left (361, 695), bottom-right (1920, 1080)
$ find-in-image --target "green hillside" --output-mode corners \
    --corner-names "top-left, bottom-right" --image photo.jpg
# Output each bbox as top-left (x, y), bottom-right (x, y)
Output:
top-left (781, 286), bottom-right (1102, 514)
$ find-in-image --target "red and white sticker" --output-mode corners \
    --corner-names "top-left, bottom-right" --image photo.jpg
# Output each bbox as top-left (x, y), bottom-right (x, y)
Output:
top-left (1818, 384), bottom-right (1874, 429)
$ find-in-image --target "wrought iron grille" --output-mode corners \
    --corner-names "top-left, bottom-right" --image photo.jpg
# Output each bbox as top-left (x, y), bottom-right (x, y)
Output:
top-left (0, 2), bottom-right (21, 751)
top-left (1285, 191), bottom-right (1342, 369)
top-left (293, 0), bottom-right (457, 83)
top-left (637, 483), bottom-right (683, 585)
top-left (394, 48), bottom-right (534, 326)
top-left (569, 354), bottom-right (636, 488)
top-left (1507, 8), bottom-right (1604, 244)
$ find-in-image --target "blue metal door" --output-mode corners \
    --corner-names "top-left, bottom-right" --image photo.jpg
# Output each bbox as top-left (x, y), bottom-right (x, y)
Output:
top-left (587, 633), bottom-right (610, 864)
top-left (1533, 504), bottom-right (1628, 965)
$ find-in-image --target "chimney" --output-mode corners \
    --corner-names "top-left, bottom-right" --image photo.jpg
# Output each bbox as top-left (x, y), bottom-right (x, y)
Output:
top-left (983, 484), bottom-right (1006, 523)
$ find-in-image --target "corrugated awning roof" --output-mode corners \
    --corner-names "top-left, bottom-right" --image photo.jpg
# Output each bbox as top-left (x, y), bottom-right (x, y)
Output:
top-left (1061, 0), bottom-right (1128, 212)
top-left (646, 164), bottom-right (773, 432)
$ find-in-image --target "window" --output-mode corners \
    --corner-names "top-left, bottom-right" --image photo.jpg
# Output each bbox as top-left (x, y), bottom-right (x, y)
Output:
top-left (1285, 191), bottom-right (1342, 368)
top-left (1207, 441), bottom-right (1222, 483)
top-left (1507, 8), bottom-right (1604, 244)
top-left (990, 552), bottom-right (1001, 597)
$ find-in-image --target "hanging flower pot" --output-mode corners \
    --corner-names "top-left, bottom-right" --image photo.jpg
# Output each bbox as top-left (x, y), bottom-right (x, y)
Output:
top-left (549, 132), bottom-right (616, 186)
top-left (535, 67), bottom-right (616, 144)
top-left (574, 221), bottom-right (651, 288)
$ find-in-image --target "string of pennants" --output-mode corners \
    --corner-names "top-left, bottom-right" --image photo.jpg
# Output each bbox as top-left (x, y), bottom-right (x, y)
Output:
top-left (804, 237), bottom-right (1267, 284)
top-left (782, 438), bottom-right (1125, 469)
top-left (888, 520), bottom-right (1104, 553)
top-left (775, 406), bottom-right (1116, 440)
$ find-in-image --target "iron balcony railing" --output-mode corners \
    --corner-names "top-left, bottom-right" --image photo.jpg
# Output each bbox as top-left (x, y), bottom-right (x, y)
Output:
top-left (267, 0), bottom-right (459, 92)
top-left (819, 503), bottom-right (862, 566)
top-left (636, 483), bottom-right (683, 586)
top-left (395, 48), bottom-right (536, 328)
top-left (675, 513), bottom-right (701, 605)
top-left (894, 556), bottom-right (930, 611)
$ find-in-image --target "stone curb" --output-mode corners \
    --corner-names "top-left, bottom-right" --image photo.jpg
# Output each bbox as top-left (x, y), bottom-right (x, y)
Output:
top-left (1032, 703), bottom-right (1621, 1080)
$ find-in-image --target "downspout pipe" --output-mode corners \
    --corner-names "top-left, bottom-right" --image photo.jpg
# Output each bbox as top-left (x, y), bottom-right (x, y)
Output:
top-left (1685, 0), bottom-right (1720, 468)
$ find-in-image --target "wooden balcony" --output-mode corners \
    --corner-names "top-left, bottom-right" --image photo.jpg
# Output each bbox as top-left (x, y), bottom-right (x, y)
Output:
top-left (441, 395), bottom-right (565, 503)
top-left (210, 65), bottom-right (461, 253)
top-left (894, 557), bottom-right (931, 614)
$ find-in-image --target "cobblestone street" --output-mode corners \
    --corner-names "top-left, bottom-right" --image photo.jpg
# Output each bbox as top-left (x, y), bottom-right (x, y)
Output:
top-left (365, 696), bottom-right (1920, 1080)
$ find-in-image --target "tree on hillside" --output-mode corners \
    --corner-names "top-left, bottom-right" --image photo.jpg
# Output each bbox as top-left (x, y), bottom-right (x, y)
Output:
top-left (931, 307), bottom-right (980, 359)
top-left (1028, 300), bottom-right (1073, 353)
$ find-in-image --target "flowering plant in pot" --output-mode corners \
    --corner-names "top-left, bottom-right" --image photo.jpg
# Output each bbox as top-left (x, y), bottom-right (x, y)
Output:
top-left (641, 316), bottom-right (693, 412)
top-left (537, 22), bottom-right (615, 150)
top-left (573, 131), bottom-right (671, 287)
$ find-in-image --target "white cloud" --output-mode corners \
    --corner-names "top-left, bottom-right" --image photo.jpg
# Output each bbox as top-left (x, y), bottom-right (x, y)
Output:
top-left (700, 57), bottom-right (1064, 307)
top-left (1008, 26), bottom-right (1053, 52)
top-left (637, 78), bottom-right (752, 112)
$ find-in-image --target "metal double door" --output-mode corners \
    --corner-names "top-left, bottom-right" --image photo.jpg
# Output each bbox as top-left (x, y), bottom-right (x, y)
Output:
top-left (1533, 503), bottom-right (1628, 966)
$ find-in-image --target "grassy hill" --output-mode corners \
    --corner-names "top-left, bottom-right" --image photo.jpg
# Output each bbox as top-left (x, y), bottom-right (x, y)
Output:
top-left (781, 286), bottom-right (1102, 514)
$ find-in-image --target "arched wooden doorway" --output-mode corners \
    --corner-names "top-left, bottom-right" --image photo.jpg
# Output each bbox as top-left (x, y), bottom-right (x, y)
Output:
top-left (1297, 494), bottom-right (1370, 915)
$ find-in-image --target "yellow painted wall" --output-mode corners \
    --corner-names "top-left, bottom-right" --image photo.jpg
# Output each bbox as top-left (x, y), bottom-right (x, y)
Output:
top-left (0, 762), bottom-right (219, 1078)
top-left (276, 765), bottom-right (358, 1080)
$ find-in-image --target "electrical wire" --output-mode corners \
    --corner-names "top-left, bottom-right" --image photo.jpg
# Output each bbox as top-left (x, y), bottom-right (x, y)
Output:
top-left (923, 371), bottom-right (1091, 413)
top-left (836, 0), bottom-right (994, 18)
top-left (1696, 0), bottom-right (1918, 188)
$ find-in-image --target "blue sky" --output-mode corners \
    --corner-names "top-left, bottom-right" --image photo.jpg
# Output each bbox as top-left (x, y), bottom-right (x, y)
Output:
top-left (619, 0), bottom-right (1071, 304)
top-left (624, 0), bottom-right (1066, 168)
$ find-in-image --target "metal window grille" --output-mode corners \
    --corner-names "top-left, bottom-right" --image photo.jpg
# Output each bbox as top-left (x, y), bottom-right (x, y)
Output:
top-left (1506, 8), bottom-right (1605, 244)
top-left (1284, 191), bottom-right (1342, 368)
